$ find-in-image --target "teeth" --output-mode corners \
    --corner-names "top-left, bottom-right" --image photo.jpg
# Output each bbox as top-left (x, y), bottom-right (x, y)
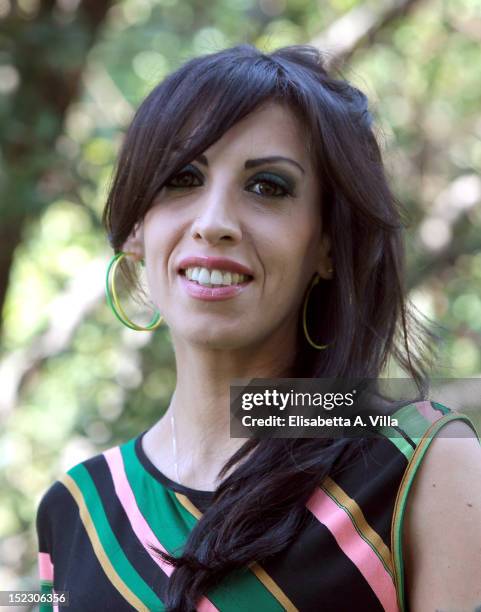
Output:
top-left (210, 270), bottom-right (224, 285)
top-left (183, 266), bottom-right (250, 287)
top-left (198, 268), bottom-right (211, 286)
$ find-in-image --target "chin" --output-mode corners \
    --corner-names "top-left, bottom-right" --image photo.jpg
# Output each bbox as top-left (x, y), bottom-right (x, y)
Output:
top-left (174, 324), bottom-right (254, 351)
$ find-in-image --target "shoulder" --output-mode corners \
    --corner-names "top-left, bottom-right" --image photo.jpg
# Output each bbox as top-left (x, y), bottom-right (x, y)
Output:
top-left (36, 479), bottom-right (71, 532)
top-left (402, 415), bottom-right (481, 611)
top-left (36, 440), bottom-right (124, 528)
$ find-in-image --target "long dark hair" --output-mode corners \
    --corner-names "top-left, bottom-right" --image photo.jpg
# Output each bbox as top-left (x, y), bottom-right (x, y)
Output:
top-left (102, 43), bottom-right (439, 611)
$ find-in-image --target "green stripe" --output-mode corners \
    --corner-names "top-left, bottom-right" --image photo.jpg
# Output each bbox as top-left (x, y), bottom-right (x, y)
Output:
top-left (121, 440), bottom-right (197, 554)
top-left (39, 581), bottom-right (53, 612)
top-left (67, 463), bottom-right (164, 611)
top-left (122, 438), bottom-right (286, 612)
top-left (377, 403), bottom-right (434, 454)
top-left (391, 413), bottom-right (479, 612)
top-left (378, 402), bottom-right (475, 458)
top-left (391, 403), bottom-right (434, 442)
top-left (430, 401), bottom-right (451, 415)
top-left (377, 431), bottom-right (415, 461)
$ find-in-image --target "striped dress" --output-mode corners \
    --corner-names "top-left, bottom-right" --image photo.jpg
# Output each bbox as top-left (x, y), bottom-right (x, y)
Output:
top-left (36, 401), bottom-right (479, 612)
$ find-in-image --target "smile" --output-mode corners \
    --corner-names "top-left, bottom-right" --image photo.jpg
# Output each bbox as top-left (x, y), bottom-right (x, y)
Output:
top-left (181, 266), bottom-right (253, 288)
top-left (178, 270), bottom-right (253, 302)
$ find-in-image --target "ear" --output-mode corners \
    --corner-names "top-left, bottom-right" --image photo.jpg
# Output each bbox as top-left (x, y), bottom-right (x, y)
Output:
top-left (120, 221), bottom-right (145, 263)
top-left (316, 232), bottom-right (333, 280)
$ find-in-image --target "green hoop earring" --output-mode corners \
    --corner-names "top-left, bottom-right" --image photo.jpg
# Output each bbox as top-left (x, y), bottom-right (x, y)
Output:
top-left (302, 272), bottom-right (332, 350)
top-left (105, 251), bottom-right (163, 331)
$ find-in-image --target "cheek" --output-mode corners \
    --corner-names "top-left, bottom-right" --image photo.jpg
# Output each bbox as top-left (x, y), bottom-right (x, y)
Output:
top-left (259, 221), bottom-right (315, 281)
top-left (143, 215), bottom-right (179, 268)
top-left (254, 256), bottom-right (306, 325)
top-left (263, 240), bottom-right (319, 321)
top-left (142, 226), bottom-right (179, 304)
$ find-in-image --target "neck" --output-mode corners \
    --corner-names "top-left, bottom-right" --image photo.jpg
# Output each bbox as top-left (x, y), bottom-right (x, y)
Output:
top-left (158, 328), bottom-right (296, 490)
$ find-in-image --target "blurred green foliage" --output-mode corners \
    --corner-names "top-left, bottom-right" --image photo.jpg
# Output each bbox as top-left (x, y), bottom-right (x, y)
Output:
top-left (0, 0), bottom-right (480, 595)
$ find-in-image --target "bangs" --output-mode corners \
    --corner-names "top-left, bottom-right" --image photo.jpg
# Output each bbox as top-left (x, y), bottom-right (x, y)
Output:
top-left (124, 47), bottom-right (305, 217)
top-left (105, 43), bottom-right (373, 252)
top-left (166, 50), bottom-right (289, 149)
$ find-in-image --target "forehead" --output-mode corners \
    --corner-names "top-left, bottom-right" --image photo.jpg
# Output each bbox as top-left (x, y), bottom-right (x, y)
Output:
top-left (202, 101), bottom-right (312, 167)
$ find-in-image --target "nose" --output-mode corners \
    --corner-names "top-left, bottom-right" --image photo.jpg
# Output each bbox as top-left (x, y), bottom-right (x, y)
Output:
top-left (190, 186), bottom-right (242, 246)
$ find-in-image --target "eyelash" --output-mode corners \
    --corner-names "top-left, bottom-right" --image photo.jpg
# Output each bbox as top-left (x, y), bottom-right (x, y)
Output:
top-left (163, 167), bottom-right (294, 199)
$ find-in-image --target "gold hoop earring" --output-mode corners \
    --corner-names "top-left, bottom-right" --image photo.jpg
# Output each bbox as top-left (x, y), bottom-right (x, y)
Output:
top-left (105, 251), bottom-right (164, 331)
top-left (302, 272), bottom-right (332, 350)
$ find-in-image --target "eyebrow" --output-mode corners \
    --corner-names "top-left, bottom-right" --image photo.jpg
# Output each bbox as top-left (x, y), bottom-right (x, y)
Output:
top-left (194, 154), bottom-right (305, 175)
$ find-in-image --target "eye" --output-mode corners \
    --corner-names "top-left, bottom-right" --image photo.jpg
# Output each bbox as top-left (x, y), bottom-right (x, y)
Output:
top-left (163, 167), bottom-right (294, 199)
top-left (164, 166), bottom-right (202, 189)
top-left (247, 173), bottom-right (294, 199)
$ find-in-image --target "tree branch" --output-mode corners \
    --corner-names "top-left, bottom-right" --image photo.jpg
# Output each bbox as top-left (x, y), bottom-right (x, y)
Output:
top-left (310, 0), bottom-right (425, 69)
top-left (0, 0), bottom-right (115, 339)
top-left (0, 258), bottom-right (106, 423)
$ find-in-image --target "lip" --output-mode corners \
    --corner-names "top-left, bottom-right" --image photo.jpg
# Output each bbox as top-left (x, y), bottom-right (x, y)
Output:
top-left (178, 273), bottom-right (251, 301)
top-left (177, 255), bottom-right (254, 277)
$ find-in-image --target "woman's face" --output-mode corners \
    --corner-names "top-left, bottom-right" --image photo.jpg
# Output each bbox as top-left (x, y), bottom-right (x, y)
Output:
top-left (125, 101), bottom-right (332, 353)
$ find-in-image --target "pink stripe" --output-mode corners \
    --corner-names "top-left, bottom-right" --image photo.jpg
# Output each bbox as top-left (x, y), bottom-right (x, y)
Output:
top-left (104, 447), bottom-right (219, 612)
top-left (38, 552), bottom-right (53, 581)
top-left (414, 400), bottom-right (442, 425)
top-left (307, 488), bottom-right (398, 612)
top-left (38, 553), bottom-right (58, 611)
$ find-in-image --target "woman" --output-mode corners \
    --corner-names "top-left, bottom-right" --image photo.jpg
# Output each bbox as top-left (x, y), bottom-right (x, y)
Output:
top-left (36, 44), bottom-right (481, 612)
